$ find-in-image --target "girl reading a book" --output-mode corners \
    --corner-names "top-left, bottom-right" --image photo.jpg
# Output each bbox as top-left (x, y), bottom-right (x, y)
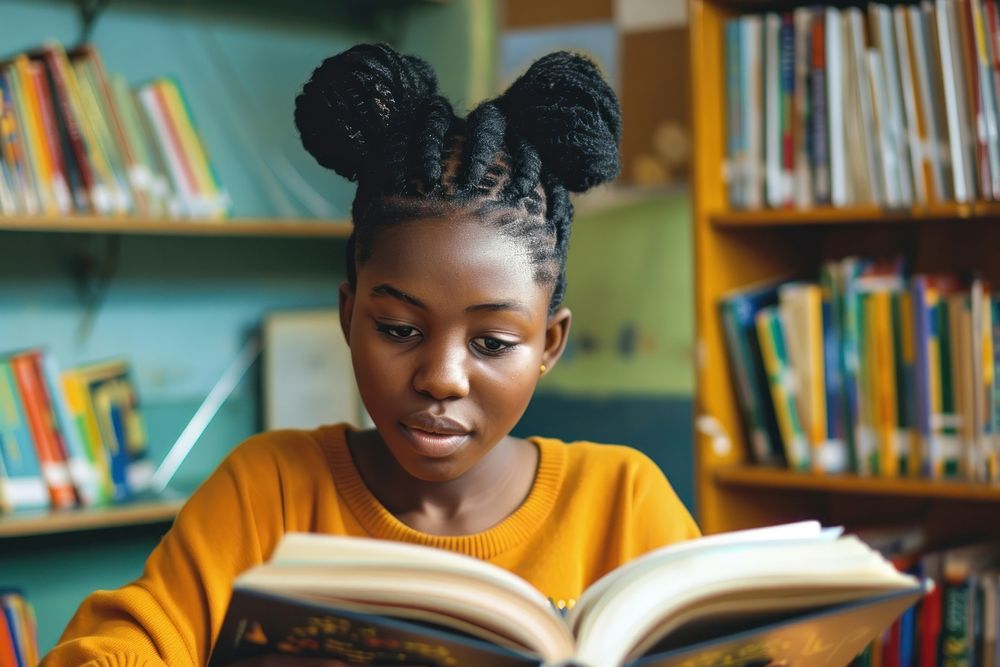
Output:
top-left (42, 44), bottom-right (700, 667)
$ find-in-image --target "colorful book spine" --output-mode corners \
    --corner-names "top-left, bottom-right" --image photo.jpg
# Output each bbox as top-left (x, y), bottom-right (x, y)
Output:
top-left (9, 352), bottom-right (76, 509)
top-left (38, 351), bottom-right (105, 506)
top-left (0, 359), bottom-right (48, 512)
top-left (719, 284), bottom-right (785, 466)
top-left (756, 306), bottom-right (810, 470)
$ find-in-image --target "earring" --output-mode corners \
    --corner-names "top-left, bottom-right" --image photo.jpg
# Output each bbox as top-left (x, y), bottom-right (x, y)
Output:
top-left (540, 364), bottom-right (547, 374)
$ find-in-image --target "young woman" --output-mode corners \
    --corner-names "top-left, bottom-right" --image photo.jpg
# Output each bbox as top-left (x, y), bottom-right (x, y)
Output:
top-left (41, 43), bottom-right (699, 667)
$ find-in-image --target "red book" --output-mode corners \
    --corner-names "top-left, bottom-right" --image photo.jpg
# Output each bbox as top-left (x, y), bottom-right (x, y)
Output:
top-left (918, 582), bottom-right (942, 666)
top-left (0, 611), bottom-right (19, 667)
top-left (10, 352), bottom-right (76, 509)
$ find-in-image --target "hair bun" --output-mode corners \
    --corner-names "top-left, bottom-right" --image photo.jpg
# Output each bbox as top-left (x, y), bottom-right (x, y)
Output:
top-left (497, 51), bottom-right (621, 192)
top-left (294, 43), bottom-right (438, 181)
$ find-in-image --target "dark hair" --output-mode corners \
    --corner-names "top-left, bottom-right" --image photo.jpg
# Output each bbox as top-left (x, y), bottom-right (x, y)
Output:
top-left (294, 43), bottom-right (621, 313)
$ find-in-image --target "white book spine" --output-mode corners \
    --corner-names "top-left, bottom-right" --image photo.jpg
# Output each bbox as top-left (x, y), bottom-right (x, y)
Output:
top-left (849, 8), bottom-right (885, 205)
top-left (937, 0), bottom-right (970, 201)
top-left (826, 8), bottom-right (848, 207)
top-left (877, 5), bottom-right (915, 206)
top-left (869, 49), bottom-right (902, 206)
top-left (138, 87), bottom-right (197, 218)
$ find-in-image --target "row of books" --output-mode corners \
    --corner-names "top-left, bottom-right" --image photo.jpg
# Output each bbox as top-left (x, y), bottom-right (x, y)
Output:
top-left (720, 257), bottom-right (999, 481)
top-left (0, 590), bottom-right (37, 667)
top-left (0, 41), bottom-right (229, 220)
top-left (848, 527), bottom-right (1000, 667)
top-left (0, 349), bottom-right (153, 514)
top-left (724, 1), bottom-right (1000, 210)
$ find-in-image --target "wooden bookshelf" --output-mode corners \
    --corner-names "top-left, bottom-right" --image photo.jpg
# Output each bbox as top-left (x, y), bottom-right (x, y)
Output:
top-left (716, 467), bottom-right (1000, 502)
top-left (0, 215), bottom-right (353, 238)
top-left (712, 202), bottom-right (1000, 227)
top-left (0, 497), bottom-right (184, 539)
top-left (690, 0), bottom-right (1000, 541)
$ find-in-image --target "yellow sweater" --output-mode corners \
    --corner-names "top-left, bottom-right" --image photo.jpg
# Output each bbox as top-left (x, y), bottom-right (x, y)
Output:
top-left (42, 424), bottom-right (700, 667)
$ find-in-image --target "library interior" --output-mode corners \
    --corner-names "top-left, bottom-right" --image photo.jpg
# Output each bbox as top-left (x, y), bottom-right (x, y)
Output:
top-left (2, 0), bottom-right (1000, 665)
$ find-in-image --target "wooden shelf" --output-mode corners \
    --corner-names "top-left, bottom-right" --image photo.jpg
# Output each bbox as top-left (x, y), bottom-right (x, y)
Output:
top-left (711, 202), bottom-right (1000, 228)
top-left (0, 215), bottom-right (353, 238)
top-left (0, 497), bottom-right (185, 538)
top-left (715, 467), bottom-right (1000, 502)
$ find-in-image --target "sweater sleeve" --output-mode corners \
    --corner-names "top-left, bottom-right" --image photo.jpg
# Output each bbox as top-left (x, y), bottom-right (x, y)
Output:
top-left (629, 451), bottom-right (701, 556)
top-left (40, 435), bottom-right (295, 667)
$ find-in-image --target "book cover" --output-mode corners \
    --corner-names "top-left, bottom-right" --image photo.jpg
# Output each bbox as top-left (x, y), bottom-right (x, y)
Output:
top-left (70, 359), bottom-right (153, 497)
top-left (718, 282), bottom-right (784, 466)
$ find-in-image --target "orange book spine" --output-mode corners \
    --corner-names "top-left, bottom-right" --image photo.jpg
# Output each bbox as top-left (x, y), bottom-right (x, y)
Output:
top-left (10, 353), bottom-right (76, 508)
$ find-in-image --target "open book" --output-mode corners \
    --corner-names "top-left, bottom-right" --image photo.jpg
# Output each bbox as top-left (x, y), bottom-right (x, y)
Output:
top-left (208, 522), bottom-right (925, 667)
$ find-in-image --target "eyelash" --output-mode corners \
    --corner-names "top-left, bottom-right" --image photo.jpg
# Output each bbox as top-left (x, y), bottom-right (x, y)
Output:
top-left (373, 323), bottom-right (517, 357)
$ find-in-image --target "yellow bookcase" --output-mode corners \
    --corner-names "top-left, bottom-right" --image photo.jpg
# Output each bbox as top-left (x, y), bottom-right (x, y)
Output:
top-left (690, 0), bottom-right (1000, 544)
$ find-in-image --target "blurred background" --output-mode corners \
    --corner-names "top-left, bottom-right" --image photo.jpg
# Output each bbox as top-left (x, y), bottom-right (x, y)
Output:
top-left (0, 0), bottom-right (693, 651)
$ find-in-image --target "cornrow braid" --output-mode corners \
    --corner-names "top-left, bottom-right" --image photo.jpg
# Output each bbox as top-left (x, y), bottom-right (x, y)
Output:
top-left (295, 45), bottom-right (621, 313)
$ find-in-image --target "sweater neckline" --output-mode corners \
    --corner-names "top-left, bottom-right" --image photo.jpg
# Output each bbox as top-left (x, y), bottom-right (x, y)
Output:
top-left (320, 424), bottom-right (566, 559)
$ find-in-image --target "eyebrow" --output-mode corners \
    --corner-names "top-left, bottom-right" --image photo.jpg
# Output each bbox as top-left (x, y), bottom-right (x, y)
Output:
top-left (465, 301), bottom-right (532, 315)
top-left (371, 283), bottom-right (531, 315)
top-left (371, 284), bottom-right (426, 309)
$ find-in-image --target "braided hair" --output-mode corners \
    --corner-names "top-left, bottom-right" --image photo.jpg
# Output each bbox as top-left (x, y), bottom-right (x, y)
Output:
top-left (294, 43), bottom-right (621, 313)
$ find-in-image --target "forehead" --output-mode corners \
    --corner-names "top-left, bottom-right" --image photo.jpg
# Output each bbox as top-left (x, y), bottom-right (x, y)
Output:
top-left (357, 216), bottom-right (549, 309)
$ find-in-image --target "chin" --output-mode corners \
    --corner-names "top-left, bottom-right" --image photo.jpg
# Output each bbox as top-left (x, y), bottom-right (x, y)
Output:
top-left (396, 455), bottom-right (472, 483)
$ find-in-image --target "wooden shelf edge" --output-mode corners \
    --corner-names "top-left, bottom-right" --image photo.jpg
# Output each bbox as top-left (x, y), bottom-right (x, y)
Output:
top-left (0, 497), bottom-right (185, 538)
top-left (710, 202), bottom-right (1000, 228)
top-left (0, 215), bottom-right (353, 238)
top-left (715, 466), bottom-right (1000, 502)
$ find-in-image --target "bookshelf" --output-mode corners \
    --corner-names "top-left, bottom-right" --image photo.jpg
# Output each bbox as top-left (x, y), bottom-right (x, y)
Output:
top-left (690, 0), bottom-right (1000, 545)
top-left (0, 497), bottom-right (185, 539)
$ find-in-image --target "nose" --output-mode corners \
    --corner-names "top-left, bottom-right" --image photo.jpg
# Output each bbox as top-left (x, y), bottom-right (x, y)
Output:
top-left (412, 338), bottom-right (470, 401)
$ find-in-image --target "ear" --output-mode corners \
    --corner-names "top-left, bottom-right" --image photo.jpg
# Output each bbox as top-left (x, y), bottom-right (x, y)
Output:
top-left (338, 281), bottom-right (356, 345)
top-left (540, 307), bottom-right (572, 376)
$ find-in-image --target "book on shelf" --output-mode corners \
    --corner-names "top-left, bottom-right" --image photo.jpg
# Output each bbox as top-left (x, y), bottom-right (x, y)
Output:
top-left (722, 0), bottom-right (1000, 210)
top-left (208, 521), bottom-right (924, 667)
top-left (720, 258), bottom-right (1000, 482)
top-left (845, 524), bottom-right (1000, 665)
top-left (0, 589), bottom-right (39, 667)
top-left (0, 39), bottom-right (227, 220)
top-left (0, 348), bottom-right (153, 515)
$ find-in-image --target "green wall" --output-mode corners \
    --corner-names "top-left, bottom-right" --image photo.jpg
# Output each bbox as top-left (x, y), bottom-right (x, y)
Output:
top-left (547, 192), bottom-right (694, 396)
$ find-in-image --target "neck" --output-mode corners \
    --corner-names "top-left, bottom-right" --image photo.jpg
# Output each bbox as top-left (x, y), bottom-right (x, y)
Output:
top-left (347, 429), bottom-right (538, 535)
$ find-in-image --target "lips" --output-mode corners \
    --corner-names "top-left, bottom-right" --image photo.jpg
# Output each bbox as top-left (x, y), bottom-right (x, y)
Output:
top-left (400, 413), bottom-right (472, 458)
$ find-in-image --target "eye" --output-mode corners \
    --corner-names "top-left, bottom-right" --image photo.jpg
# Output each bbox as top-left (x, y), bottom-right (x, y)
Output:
top-left (471, 336), bottom-right (516, 356)
top-left (375, 322), bottom-right (421, 341)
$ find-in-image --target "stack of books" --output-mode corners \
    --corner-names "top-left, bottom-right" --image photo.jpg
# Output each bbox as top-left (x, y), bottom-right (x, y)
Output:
top-left (721, 258), bottom-right (1000, 481)
top-left (0, 350), bottom-right (154, 513)
top-left (0, 41), bottom-right (229, 220)
top-left (724, 1), bottom-right (1000, 209)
